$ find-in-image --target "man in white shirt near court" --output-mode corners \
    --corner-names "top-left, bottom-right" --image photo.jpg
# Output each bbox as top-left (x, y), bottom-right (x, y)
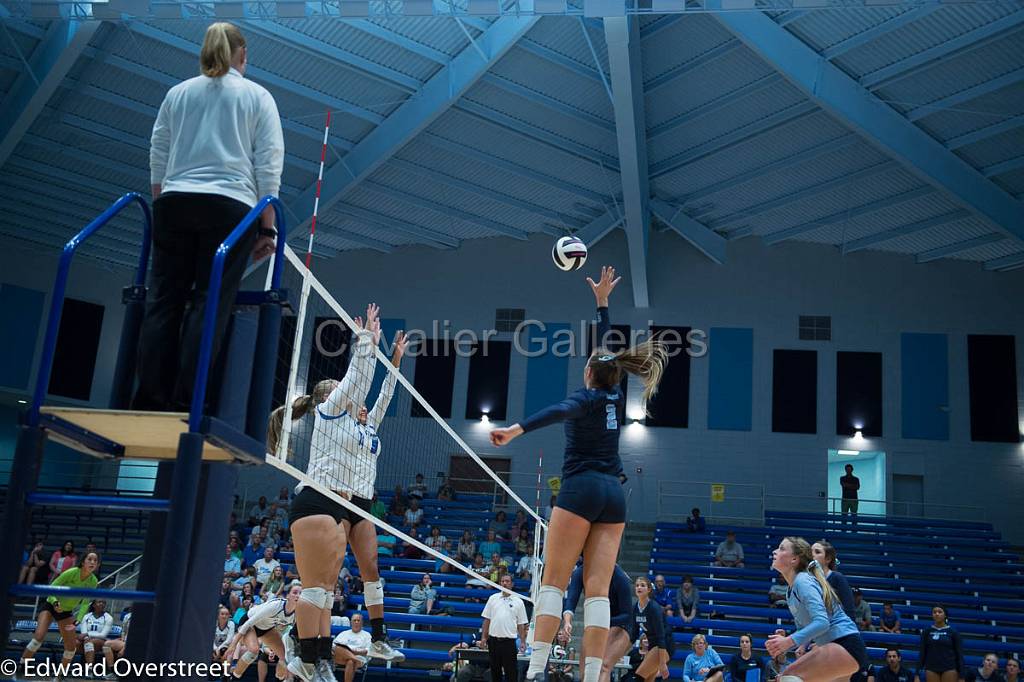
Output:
top-left (481, 574), bottom-right (529, 682)
top-left (333, 613), bottom-right (373, 682)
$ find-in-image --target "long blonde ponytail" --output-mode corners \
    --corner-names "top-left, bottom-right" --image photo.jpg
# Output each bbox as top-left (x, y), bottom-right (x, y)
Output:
top-left (786, 536), bottom-right (840, 614)
top-left (588, 334), bottom-right (670, 417)
top-left (200, 22), bottom-right (245, 78)
top-left (266, 379), bottom-right (338, 455)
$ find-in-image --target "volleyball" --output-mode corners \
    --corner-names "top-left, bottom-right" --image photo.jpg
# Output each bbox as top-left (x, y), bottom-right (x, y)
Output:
top-left (552, 236), bottom-right (588, 271)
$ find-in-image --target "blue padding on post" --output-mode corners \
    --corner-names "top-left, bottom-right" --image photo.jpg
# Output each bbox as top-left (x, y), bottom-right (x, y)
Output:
top-left (26, 493), bottom-right (170, 511)
top-left (9, 585), bottom-right (156, 602)
top-left (708, 327), bottom-right (753, 431)
top-left (523, 322), bottom-right (570, 418)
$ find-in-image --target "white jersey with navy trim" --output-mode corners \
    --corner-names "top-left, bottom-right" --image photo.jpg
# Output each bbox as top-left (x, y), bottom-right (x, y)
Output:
top-left (238, 598), bottom-right (296, 635)
top-left (80, 612), bottom-right (113, 639)
top-left (303, 331), bottom-right (397, 498)
top-left (214, 620), bottom-right (236, 650)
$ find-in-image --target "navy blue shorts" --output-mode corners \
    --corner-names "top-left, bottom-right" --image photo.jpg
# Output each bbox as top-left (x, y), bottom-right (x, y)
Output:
top-left (556, 471), bottom-right (626, 524)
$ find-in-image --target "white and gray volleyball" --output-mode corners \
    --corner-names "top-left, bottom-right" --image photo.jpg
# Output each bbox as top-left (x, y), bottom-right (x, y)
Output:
top-left (552, 236), bottom-right (588, 271)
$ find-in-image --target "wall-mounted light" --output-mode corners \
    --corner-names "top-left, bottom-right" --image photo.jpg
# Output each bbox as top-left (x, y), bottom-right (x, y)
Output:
top-left (853, 430), bottom-right (864, 441)
top-left (481, 413), bottom-right (490, 424)
top-left (17, 399), bottom-right (27, 404)
top-left (837, 449), bottom-right (859, 456)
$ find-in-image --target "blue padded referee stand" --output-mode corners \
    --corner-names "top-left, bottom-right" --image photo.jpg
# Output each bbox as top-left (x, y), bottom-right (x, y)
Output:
top-left (0, 195), bottom-right (287, 673)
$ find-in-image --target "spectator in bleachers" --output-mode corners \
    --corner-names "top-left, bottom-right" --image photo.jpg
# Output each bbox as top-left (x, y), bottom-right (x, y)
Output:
top-left (919, 605), bottom-right (963, 682)
top-left (840, 464), bottom-right (860, 517)
top-left (370, 493), bottom-right (387, 520)
top-left (869, 648), bottom-right (917, 682)
top-left (879, 602), bottom-right (901, 634)
top-left (263, 565), bottom-right (286, 600)
top-left (543, 495), bottom-right (556, 521)
top-left (409, 573), bottom-right (439, 614)
top-left (1004, 659), bottom-right (1019, 682)
top-left (683, 633), bottom-right (725, 682)
top-left (19, 540), bottom-right (47, 585)
top-left (479, 530), bottom-right (501, 560)
top-left (446, 630), bottom-right (488, 682)
top-left (243, 531), bottom-right (266, 569)
top-left (653, 574), bottom-right (675, 617)
top-left (249, 495), bottom-right (270, 524)
top-left (408, 473), bottom-right (428, 501)
top-left (234, 595), bottom-right (253, 625)
top-left (486, 552), bottom-right (510, 582)
top-left (481, 573), bottom-right (529, 682)
top-left (510, 510), bottom-right (531, 539)
top-left (676, 575), bottom-right (700, 626)
top-left (233, 578), bottom-right (262, 611)
top-left (517, 544), bottom-right (539, 580)
top-left (225, 544), bottom-right (243, 579)
top-left (377, 529), bottom-right (397, 557)
top-left (714, 531), bottom-right (744, 568)
top-left (254, 546), bottom-right (281, 590)
top-left (852, 589), bottom-right (873, 631)
top-left (811, 540), bottom-right (856, 620)
top-left (548, 628), bottom-right (577, 682)
top-left (514, 527), bottom-right (532, 557)
top-left (489, 510), bottom-right (510, 540)
top-left (435, 540), bottom-right (456, 575)
top-left (77, 599), bottom-right (113, 667)
top-left (229, 512), bottom-right (248, 537)
top-left (466, 553), bottom-right (489, 599)
top-left (426, 525), bottom-right (448, 551)
top-left (228, 536), bottom-right (244, 562)
top-left (765, 651), bottom-right (791, 682)
top-left (49, 540), bottom-right (77, 581)
top-left (331, 580), bottom-right (350, 620)
top-left (333, 613), bottom-right (372, 682)
top-left (214, 604), bottom-right (236, 664)
top-left (728, 633), bottom-right (765, 682)
top-left (277, 486), bottom-right (291, 504)
top-left (390, 485), bottom-right (408, 516)
top-left (405, 497), bottom-right (424, 527)
top-left (686, 508), bottom-right (706, 533)
top-left (403, 528), bottom-right (425, 559)
top-left (438, 476), bottom-right (457, 501)
top-left (220, 577), bottom-right (234, 610)
top-left (965, 654), bottom-right (1005, 682)
top-left (458, 530), bottom-right (477, 562)
top-left (769, 575), bottom-right (789, 608)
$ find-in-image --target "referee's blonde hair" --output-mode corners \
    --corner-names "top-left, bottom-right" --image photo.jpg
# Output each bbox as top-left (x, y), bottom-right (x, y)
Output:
top-left (200, 22), bottom-right (246, 77)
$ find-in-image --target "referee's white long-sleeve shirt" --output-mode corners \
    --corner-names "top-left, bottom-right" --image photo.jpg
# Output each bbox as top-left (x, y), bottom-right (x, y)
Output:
top-left (481, 590), bottom-right (528, 639)
top-left (150, 67), bottom-right (284, 207)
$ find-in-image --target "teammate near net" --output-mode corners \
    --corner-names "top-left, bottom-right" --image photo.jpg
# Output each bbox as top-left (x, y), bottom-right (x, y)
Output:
top-left (489, 266), bottom-right (668, 682)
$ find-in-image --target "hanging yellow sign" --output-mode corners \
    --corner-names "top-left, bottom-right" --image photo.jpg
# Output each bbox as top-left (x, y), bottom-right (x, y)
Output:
top-left (711, 484), bottom-right (726, 502)
top-left (548, 477), bottom-right (562, 494)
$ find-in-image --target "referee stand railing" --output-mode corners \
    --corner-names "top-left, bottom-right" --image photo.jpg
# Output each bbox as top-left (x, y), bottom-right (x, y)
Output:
top-left (0, 193), bottom-right (288, 668)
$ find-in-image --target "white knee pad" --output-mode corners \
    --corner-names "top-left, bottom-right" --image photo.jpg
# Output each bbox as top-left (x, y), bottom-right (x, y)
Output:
top-left (241, 650), bottom-right (258, 664)
top-left (84, 641), bottom-right (95, 653)
top-left (26, 638), bottom-right (42, 652)
top-left (583, 597), bottom-right (610, 630)
top-left (536, 585), bottom-right (564, 619)
top-left (62, 649), bottom-right (76, 661)
top-left (299, 586), bottom-right (331, 610)
top-left (779, 675), bottom-right (804, 682)
top-left (364, 580), bottom-right (384, 608)
top-left (102, 645), bottom-right (112, 655)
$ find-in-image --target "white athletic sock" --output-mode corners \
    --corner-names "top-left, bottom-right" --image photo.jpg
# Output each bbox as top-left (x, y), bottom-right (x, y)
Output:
top-left (584, 656), bottom-right (603, 682)
top-left (779, 675), bottom-right (804, 682)
top-left (526, 641), bottom-right (552, 679)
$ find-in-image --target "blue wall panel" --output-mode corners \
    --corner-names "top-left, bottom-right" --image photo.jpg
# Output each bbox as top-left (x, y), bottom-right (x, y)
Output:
top-left (900, 333), bottom-right (949, 440)
top-left (0, 283), bottom-right (45, 390)
top-left (708, 327), bottom-right (753, 431)
top-left (523, 323), bottom-right (570, 419)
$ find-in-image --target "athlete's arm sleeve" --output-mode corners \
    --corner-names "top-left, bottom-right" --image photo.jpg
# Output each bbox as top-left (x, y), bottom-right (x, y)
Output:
top-left (520, 393), bottom-right (588, 433)
top-left (646, 604), bottom-right (666, 648)
top-left (610, 570), bottom-right (634, 630)
top-left (594, 306), bottom-right (610, 348)
top-left (563, 567), bottom-right (583, 615)
top-left (789, 578), bottom-right (830, 647)
top-left (832, 573), bottom-right (856, 618)
top-left (952, 630), bottom-right (964, 674)
top-left (918, 629), bottom-right (929, 667)
top-left (321, 330), bottom-right (375, 417)
top-left (368, 369), bottom-right (398, 427)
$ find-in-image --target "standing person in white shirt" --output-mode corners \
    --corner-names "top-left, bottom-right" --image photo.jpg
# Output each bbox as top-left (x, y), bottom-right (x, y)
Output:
top-left (253, 547), bottom-right (281, 590)
top-left (135, 21), bottom-right (283, 411)
top-left (481, 574), bottom-right (529, 682)
top-left (77, 600), bottom-right (113, 667)
top-left (333, 613), bottom-right (373, 682)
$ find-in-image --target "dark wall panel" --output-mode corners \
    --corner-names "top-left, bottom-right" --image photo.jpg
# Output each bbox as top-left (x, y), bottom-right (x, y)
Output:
top-left (465, 340), bottom-right (511, 420)
top-left (412, 339), bottom-right (457, 418)
top-left (772, 349), bottom-right (817, 434)
top-left (836, 351), bottom-right (883, 437)
top-left (48, 297), bottom-right (104, 401)
top-left (968, 335), bottom-right (1019, 443)
top-left (646, 325), bottom-right (690, 428)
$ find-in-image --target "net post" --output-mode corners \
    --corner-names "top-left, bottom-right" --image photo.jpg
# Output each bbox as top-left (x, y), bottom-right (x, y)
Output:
top-left (278, 269), bottom-right (312, 460)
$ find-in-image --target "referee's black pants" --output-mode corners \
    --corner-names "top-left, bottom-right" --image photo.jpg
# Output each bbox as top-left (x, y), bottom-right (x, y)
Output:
top-left (133, 192), bottom-right (257, 412)
top-left (487, 637), bottom-right (518, 682)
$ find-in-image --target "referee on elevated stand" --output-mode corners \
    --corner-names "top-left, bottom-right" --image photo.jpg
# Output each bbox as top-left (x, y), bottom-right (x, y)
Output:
top-left (481, 573), bottom-right (529, 682)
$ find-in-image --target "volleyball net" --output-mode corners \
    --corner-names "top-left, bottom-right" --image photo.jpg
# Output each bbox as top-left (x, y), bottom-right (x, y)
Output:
top-left (266, 245), bottom-right (547, 601)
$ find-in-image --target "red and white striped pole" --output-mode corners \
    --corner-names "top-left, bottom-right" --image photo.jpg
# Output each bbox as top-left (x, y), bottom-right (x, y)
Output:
top-left (305, 109), bottom-right (332, 270)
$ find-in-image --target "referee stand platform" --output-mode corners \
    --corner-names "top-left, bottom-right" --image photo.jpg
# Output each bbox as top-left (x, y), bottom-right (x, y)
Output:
top-left (0, 192), bottom-right (290, 674)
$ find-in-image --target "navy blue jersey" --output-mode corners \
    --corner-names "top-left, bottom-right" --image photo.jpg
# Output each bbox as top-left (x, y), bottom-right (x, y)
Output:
top-left (826, 571), bottom-right (856, 621)
top-left (520, 306), bottom-right (624, 479)
top-left (631, 599), bottom-right (665, 649)
top-left (564, 564), bottom-right (634, 629)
